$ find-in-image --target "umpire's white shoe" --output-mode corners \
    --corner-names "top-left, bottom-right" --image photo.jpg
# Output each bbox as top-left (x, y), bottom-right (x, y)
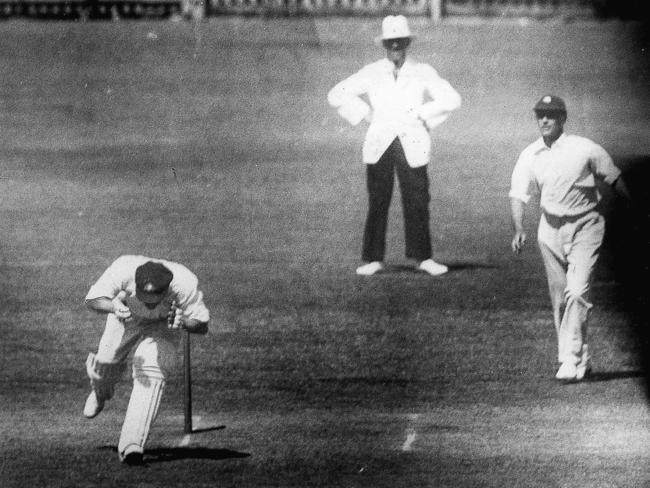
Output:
top-left (555, 362), bottom-right (578, 382)
top-left (418, 259), bottom-right (448, 276)
top-left (83, 391), bottom-right (104, 419)
top-left (356, 261), bottom-right (383, 276)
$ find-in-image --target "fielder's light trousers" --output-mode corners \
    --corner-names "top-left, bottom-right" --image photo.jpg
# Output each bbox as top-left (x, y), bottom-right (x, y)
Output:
top-left (537, 210), bottom-right (605, 366)
top-left (362, 137), bottom-right (432, 263)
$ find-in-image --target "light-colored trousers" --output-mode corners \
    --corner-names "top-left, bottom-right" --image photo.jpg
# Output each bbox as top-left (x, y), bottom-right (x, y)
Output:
top-left (537, 210), bottom-right (605, 366)
top-left (96, 315), bottom-right (181, 455)
top-left (96, 314), bottom-right (180, 374)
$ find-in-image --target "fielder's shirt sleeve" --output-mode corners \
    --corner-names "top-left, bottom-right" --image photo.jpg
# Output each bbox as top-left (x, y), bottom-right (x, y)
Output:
top-left (588, 141), bottom-right (621, 185)
top-left (509, 143), bottom-right (538, 204)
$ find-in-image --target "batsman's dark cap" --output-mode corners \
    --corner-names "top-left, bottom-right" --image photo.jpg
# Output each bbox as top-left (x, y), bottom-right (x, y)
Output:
top-left (135, 261), bottom-right (173, 300)
top-left (533, 95), bottom-right (567, 114)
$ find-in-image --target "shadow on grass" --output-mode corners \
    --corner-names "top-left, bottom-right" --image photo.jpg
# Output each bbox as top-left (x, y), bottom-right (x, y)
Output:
top-left (145, 447), bottom-right (250, 463)
top-left (585, 370), bottom-right (646, 383)
top-left (377, 262), bottom-right (499, 275)
top-left (99, 445), bottom-right (250, 464)
top-left (446, 262), bottom-right (500, 272)
top-left (191, 425), bottom-right (226, 434)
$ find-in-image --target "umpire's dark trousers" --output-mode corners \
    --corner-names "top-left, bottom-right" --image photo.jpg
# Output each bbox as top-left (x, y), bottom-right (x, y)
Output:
top-left (362, 137), bottom-right (432, 263)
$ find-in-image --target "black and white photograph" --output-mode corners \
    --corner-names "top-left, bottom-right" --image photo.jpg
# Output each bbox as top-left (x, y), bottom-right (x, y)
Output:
top-left (1, 0), bottom-right (649, 486)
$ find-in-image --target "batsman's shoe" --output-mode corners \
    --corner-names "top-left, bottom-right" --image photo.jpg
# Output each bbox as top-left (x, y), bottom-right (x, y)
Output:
top-left (418, 259), bottom-right (448, 276)
top-left (555, 362), bottom-right (578, 382)
top-left (120, 445), bottom-right (145, 466)
top-left (83, 391), bottom-right (105, 419)
top-left (356, 261), bottom-right (384, 276)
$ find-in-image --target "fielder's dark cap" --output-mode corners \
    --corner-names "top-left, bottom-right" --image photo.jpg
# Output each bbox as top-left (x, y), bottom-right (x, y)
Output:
top-left (533, 95), bottom-right (567, 114)
top-left (135, 261), bottom-right (173, 301)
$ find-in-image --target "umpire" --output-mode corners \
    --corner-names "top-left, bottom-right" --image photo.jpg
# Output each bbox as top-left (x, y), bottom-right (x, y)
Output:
top-left (328, 15), bottom-right (462, 276)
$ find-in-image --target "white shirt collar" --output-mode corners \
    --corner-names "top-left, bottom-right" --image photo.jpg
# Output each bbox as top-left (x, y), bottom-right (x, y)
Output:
top-left (380, 57), bottom-right (414, 73)
top-left (534, 132), bottom-right (567, 152)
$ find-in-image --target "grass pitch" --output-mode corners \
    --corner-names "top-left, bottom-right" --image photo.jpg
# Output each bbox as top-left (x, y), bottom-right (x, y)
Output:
top-left (0, 16), bottom-right (649, 488)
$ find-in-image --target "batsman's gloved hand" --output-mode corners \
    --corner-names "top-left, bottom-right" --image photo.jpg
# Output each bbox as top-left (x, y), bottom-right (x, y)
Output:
top-left (167, 300), bottom-right (184, 330)
top-left (112, 291), bottom-right (132, 321)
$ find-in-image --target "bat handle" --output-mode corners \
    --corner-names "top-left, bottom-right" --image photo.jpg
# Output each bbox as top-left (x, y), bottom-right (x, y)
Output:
top-left (183, 330), bottom-right (192, 434)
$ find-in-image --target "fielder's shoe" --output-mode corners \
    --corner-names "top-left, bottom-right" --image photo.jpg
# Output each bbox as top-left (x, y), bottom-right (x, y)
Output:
top-left (576, 361), bottom-right (592, 381)
top-left (356, 261), bottom-right (383, 276)
top-left (120, 446), bottom-right (145, 466)
top-left (418, 259), bottom-right (448, 276)
top-left (555, 362), bottom-right (578, 382)
top-left (83, 391), bottom-right (104, 419)
top-left (576, 345), bottom-right (591, 381)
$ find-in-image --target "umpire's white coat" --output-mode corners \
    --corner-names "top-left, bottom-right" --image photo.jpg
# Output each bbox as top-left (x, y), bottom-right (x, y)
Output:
top-left (327, 57), bottom-right (461, 168)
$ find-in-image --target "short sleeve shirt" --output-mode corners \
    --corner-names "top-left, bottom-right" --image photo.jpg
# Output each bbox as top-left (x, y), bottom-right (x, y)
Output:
top-left (86, 255), bottom-right (210, 326)
top-left (509, 133), bottom-right (621, 217)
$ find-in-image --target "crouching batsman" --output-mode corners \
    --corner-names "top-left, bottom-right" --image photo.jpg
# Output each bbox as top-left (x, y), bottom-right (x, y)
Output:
top-left (83, 255), bottom-right (210, 465)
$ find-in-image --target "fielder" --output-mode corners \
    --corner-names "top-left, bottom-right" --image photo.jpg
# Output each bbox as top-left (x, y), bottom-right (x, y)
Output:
top-left (327, 15), bottom-right (461, 276)
top-left (83, 255), bottom-right (210, 465)
top-left (509, 95), bottom-right (630, 382)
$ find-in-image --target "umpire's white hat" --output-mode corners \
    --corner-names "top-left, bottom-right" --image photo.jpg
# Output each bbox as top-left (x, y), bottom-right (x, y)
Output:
top-left (374, 15), bottom-right (415, 46)
top-left (379, 15), bottom-right (412, 40)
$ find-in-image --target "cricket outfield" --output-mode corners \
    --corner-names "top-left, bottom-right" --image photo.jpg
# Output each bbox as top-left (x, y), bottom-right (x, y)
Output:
top-left (0, 16), bottom-right (649, 487)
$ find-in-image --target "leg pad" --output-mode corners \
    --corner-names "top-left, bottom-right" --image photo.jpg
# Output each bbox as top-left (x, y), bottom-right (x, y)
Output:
top-left (117, 367), bottom-right (165, 458)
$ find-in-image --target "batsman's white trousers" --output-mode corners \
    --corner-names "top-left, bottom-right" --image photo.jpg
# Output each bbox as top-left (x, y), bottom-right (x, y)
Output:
top-left (95, 314), bottom-right (181, 456)
top-left (537, 210), bottom-right (604, 366)
top-left (95, 314), bottom-right (180, 373)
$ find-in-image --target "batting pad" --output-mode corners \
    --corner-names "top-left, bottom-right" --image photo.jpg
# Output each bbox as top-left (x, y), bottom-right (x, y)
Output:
top-left (118, 367), bottom-right (165, 456)
top-left (85, 352), bottom-right (126, 402)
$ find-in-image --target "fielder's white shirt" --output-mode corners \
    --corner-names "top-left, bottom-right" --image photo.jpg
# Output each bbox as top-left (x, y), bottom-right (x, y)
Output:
top-left (86, 255), bottom-right (210, 326)
top-left (509, 133), bottom-right (621, 217)
top-left (327, 57), bottom-right (461, 168)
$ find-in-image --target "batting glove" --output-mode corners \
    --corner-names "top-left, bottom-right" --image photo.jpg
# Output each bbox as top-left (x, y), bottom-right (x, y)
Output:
top-left (167, 300), bottom-right (185, 330)
top-left (112, 292), bottom-right (132, 321)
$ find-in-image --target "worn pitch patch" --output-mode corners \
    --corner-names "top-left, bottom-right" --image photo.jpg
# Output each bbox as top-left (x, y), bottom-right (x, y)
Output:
top-left (401, 413), bottom-right (420, 452)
